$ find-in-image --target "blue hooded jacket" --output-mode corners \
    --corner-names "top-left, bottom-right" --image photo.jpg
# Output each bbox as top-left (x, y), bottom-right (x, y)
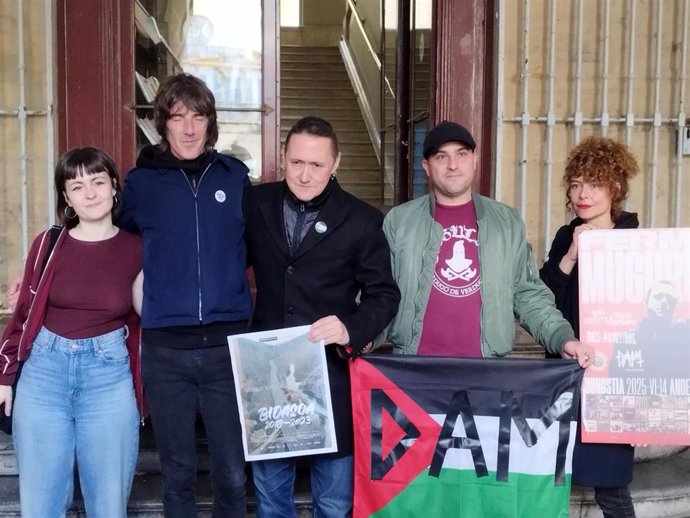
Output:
top-left (120, 147), bottom-right (252, 329)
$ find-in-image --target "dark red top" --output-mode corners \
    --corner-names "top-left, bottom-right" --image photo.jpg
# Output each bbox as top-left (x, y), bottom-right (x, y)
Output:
top-left (418, 200), bottom-right (482, 357)
top-left (43, 230), bottom-right (143, 339)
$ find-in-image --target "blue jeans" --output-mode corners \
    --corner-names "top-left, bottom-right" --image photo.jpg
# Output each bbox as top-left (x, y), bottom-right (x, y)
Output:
top-left (595, 486), bottom-right (636, 518)
top-left (13, 326), bottom-right (139, 518)
top-left (141, 342), bottom-right (246, 518)
top-left (252, 455), bottom-right (353, 518)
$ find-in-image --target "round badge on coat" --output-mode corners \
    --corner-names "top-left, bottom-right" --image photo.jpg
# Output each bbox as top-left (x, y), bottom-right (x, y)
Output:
top-left (315, 221), bottom-right (327, 234)
top-left (215, 190), bottom-right (226, 202)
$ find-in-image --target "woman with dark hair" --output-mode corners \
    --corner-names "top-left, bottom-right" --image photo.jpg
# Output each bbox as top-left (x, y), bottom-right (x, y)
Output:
top-left (0, 147), bottom-right (143, 518)
top-left (540, 136), bottom-right (639, 518)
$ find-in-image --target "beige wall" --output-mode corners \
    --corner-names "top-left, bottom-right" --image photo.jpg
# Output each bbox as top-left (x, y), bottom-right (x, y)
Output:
top-left (302, 0), bottom-right (344, 26)
top-left (282, 0), bottom-right (345, 46)
top-left (0, 0), bottom-right (53, 310)
top-left (499, 0), bottom-right (690, 262)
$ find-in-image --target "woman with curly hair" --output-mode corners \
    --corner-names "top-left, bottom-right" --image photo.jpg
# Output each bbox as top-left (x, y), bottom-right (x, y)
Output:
top-left (540, 136), bottom-right (639, 518)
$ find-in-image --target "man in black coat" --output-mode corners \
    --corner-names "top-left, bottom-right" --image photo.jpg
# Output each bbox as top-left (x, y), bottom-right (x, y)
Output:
top-left (244, 116), bottom-right (400, 518)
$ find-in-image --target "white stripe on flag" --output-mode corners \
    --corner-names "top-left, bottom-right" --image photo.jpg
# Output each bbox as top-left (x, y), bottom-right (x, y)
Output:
top-left (427, 415), bottom-right (577, 476)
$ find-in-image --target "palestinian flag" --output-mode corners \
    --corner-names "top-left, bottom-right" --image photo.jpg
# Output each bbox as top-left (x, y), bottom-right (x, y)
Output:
top-left (350, 355), bottom-right (584, 518)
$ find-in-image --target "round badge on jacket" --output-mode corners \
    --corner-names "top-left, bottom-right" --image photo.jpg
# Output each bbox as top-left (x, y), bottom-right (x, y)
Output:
top-left (215, 190), bottom-right (226, 202)
top-left (315, 221), bottom-right (327, 234)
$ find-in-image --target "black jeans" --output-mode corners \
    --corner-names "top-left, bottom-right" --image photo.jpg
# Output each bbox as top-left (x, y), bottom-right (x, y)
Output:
top-left (142, 342), bottom-right (246, 518)
top-left (595, 486), bottom-right (636, 518)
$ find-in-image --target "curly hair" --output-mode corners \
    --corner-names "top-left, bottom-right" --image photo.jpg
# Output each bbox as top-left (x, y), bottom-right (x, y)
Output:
top-left (564, 136), bottom-right (639, 218)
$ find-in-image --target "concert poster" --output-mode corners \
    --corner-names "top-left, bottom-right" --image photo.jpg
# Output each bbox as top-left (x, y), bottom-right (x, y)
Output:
top-left (579, 228), bottom-right (690, 445)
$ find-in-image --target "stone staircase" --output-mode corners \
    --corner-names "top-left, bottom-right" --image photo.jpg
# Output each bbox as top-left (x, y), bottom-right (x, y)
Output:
top-left (280, 45), bottom-right (383, 207)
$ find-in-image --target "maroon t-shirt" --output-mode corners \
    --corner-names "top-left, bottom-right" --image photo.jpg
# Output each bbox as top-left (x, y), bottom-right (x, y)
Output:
top-left (417, 200), bottom-right (482, 357)
top-left (43, 230), bottom-right (143, 339)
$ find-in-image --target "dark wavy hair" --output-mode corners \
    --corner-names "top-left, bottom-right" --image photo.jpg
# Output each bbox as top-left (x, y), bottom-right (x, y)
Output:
top-left (564, 136), bottom-right (639, 218)
top-left (55, 147), bottom-right (121, 229)
top-left (154, 73), bottom-right (218, 151)
top-left (284, 116), bottom-right (339, 158)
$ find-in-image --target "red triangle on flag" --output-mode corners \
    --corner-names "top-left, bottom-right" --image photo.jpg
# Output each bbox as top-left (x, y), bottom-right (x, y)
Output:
top-left (350, 358), bottom-right (443, 518)
top-left (381, 408), bottom-right (407, 461)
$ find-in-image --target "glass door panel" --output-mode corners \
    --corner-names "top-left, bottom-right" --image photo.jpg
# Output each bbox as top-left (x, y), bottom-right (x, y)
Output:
top-left (410, 0), bottom-right (432, 198)
top-left (134, 0), bottom-right (278, 183)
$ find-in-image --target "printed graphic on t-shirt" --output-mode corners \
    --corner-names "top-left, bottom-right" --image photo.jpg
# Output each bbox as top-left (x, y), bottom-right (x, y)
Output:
top-left (418, 201), bottom-right (482, 357)
top-left (432, 224), bottom-right (481, 298)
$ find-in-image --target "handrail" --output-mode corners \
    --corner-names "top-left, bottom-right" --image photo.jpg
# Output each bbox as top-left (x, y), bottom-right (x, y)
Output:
top-left (345, 0), bottom-right (381, 69)
top-left (344, 0), bottom-right (395, 100)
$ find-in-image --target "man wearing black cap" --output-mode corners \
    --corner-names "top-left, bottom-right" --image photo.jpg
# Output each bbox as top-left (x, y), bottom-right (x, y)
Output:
top-left (380, 121), bottom-right (593, 365)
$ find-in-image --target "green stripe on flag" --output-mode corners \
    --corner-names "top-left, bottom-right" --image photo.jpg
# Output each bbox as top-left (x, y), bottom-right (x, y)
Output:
top-left (371, 468), bottom-right (571, 518)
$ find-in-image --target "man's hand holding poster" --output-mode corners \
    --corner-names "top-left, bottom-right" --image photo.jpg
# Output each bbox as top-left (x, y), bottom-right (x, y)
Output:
top-left (228, 326), bottom-right (338, 460)
top-left (579, 228), bottom-right (690, 445)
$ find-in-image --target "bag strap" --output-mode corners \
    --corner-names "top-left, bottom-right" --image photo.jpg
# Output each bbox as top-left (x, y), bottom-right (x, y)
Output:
top-left (39, 225), bottom-right (63, 278)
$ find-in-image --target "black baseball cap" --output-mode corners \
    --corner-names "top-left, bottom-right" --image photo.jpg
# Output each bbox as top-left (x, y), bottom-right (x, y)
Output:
top-left (423, 121), bottom-right (476, 159)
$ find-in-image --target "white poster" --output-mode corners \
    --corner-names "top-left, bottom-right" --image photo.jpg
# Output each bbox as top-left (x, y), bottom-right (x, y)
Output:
top-left (228, 325), bottom-right (338, 460)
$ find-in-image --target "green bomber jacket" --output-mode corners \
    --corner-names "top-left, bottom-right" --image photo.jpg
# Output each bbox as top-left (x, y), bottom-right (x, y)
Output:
top-left (381, 191), bottom-right (575, 356)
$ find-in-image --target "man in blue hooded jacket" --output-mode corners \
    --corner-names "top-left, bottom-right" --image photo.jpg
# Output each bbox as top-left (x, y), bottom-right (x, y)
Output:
top-left (120, 73), bottom-right (251, 518)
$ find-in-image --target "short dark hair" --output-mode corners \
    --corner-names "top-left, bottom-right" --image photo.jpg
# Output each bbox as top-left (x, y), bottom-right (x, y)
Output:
top-left (564, 136), bottom-right (639, 218)
top-left (284, 116), bottom-right (339, 157)
top-left (154, 73), bottom-right (218, 151)
top-left (55, 147), bottom-right (122, 229)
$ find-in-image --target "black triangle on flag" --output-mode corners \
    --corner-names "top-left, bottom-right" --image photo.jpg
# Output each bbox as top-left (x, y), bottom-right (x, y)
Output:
top-left (370, 389), bottom-right (421, 480)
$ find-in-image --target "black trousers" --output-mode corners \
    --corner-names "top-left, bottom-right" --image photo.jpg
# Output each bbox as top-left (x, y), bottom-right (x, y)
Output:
top-left (142, 342), bottom-right (246, 518)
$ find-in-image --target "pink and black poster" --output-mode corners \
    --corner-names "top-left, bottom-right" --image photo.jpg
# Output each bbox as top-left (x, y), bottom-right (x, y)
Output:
top-left (579, 228), bottom-right (690, 445)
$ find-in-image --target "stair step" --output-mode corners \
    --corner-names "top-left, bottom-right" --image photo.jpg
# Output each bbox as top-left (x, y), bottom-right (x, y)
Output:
top-left (281, 47), bottom-right (340, 57)
top-left (280, 54), bottom-right (343, 64)
top-left (280, 97), bottom-right (359, 111)
top-left (338, 143), bottom-right (381, 154)
top-left (281, 97), bottom-right (362, 109)
top-left (0, 472), bottom-right (315, 518)
top-left (280, 124), bottom-right (369, 137)
top-left (281, 86), bottom-right (356, 96)
top-left (281, 62), bottom-right (346, 71)
top-left (281, 78), bottom-right (354, 88)
top-left (280, 63), bottom-right (347, 73)
top-left (280, 125), bottom-right (370, 134)
top-left (338, 184), bottom-right (382, 199)
top-left (281, 106), bottom-right (363, 115)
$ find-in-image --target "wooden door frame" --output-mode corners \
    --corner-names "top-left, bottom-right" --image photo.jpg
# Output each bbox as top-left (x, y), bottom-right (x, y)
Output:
top-left (432, 0), bottom-right (495, 197)
top-left (57, 0), bottom-right (136, 175)
top-left (262, 0), bottom-right (281, 183)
